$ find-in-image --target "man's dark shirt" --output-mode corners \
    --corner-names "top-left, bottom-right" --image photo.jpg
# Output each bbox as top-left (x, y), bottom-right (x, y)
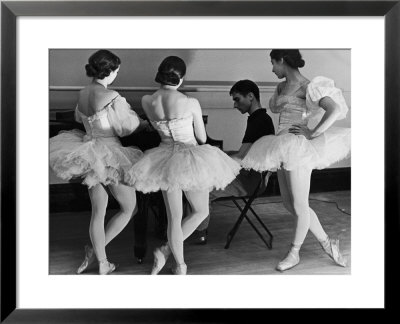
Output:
top-left (210, 108), bottom-right (275, 199)
top-left (198, 108), bottom-right (275, 230)
top-left (242, 108), bottom-right (275, 144)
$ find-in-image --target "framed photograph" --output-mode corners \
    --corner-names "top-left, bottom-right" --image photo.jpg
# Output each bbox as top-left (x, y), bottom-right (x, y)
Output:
top-left (1, 0), bottom-right (398, 322)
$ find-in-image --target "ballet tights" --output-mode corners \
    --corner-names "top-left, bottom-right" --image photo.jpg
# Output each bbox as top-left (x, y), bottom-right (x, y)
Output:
top-left (162, 190), bottom-right (209, 265)
top-left (88, 184), bottom-right (137, 262)
top-left (277, 168), bottom-right (329, 248)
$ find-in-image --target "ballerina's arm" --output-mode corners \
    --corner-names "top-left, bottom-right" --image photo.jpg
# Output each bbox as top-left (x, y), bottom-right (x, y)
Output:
top-left (289, 96), bottom-right (342, 139)
top-left (190, 98), bottom-right (207, 144)
top-left (74, 105), bottom-right (83, 123)
top-left (230, 143), bottom-right (253, 161)
top-left (291, 76), bottom-right (349, 139)
top-left (108, 96), bottom-right (141, 137)
top-left (308, 96), bottom-right (342, 137)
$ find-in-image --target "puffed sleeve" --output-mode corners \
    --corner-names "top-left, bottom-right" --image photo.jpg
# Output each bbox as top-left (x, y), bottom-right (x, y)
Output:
top-left (74, 105), bottom-right (83, 123)
top-left (107, 96), bottom-right (141, 137)
top-left (306, 76), bottom-right (349, 120)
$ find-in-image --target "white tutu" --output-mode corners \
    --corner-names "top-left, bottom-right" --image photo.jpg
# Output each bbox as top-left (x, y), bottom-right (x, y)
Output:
top-left (50, 95), bottom-right (144, 188)
top-left (50, 130), bottom-right (143, 188)
top-left (241, 76), bottom-right (351, 171)
top-left (241, 127), bottom-right (351, 171)
top-left (126, 142), bottom-right (241, 193)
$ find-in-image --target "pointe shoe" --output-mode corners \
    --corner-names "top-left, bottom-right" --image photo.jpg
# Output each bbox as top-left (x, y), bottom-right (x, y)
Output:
top-left (76, 245), bottom-right (96, 274)
top-left (171, 263), bottom-right (187, 275)
top-left (320, 237), bottom-right (347, 267)
top-left (276, 246), bottom-right (300, 272)
top-left (98, 259), bottom-right (117, 275)
top-left (150, 245), bottom-right (171, 275)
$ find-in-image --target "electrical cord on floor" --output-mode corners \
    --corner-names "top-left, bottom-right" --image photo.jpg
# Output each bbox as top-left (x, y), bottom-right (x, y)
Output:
top-left (309, 198), bottom-right (351, 216)
top-left (214, 197), bottom-right (351, 216)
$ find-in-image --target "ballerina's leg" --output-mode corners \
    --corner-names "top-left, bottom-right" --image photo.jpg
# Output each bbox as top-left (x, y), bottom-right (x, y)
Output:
top-left (162, 190), bottom-right (185, 266)
top-left (181, 190), bottom-right (209, 240)
top-left (277, 170), bottom-right (329, 242)
top-left (88, 184), bottom-right (109, 262)
top-left (285, 167), bottom-right (313, 246)
top-left (78, 183), bottom-right (136, 274)
top-left (275, 168), bottom-right (312, 271)
top-left (151, 190), bottom-right (208, 275)
top-left (288, 167), bottom-right (346, 266)
top-left (104, 183), bottom-right (137, 244)
top-left (277, 168), bottom-right (346, 268)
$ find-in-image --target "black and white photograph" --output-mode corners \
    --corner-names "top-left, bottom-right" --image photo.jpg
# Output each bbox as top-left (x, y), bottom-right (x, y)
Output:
top-left (49, 49), bottom-right (351, 276)
top-left (3, 1), bottom-right (396, 319)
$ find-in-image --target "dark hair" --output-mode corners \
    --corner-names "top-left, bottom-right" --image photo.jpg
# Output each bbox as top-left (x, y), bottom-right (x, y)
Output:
top-left (85, 50), bottom-right (121, 79)
top-left (229, 79), bottom-right (260, 102)
top-left (270, 49), bottom-right (305, 69)
top-left (155, 56), bottom-right (186, 86)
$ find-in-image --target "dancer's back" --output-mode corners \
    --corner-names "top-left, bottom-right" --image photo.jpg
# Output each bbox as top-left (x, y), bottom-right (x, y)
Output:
top-left (142, 88), bottom-right (196, 121)
top-left (77, 83), bottom-right (119, 116)
top-left (142, 88), bottom-right (206, 144)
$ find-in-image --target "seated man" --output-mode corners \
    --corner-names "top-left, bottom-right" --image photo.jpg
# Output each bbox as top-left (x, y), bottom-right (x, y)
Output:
top-left (193, 79), bottom-right (275, 244)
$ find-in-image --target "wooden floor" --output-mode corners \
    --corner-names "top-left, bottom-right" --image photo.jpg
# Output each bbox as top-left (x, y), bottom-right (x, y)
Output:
top-left (49, 190), bottom-right (351, 275)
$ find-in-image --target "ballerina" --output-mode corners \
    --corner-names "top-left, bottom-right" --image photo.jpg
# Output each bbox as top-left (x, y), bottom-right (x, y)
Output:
top-left (241, 49), bottom-right (351, 271)
top-left (126, 56), bottom-right (241, 275)
top-left (50, 49), bottom-right (146, 274)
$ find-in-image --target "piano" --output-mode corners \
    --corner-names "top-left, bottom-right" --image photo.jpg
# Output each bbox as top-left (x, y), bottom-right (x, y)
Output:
top-left (49, 110), bottom-right (223, 263)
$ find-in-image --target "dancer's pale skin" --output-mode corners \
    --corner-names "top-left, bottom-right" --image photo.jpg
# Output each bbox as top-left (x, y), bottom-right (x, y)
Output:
top-left (87, 183), bottom-right (137, 262)
top-left (141, 79), bottom-right (210, 271)
top-left (77, 68), bottom-right (138, 273)
top-left (271, 57), bottom-right (343, 262)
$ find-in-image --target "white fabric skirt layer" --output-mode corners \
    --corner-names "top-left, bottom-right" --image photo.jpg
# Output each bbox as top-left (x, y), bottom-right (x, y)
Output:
top-left (126, 142), bottom-right (241, 193)
top-left (241, 127), bottom-right (351, 171)
top-left (50, 129), bottom-right (143, 188)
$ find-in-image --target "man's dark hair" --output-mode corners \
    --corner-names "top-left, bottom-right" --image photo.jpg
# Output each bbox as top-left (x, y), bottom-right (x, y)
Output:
top-left (229, 79), bottom-right (260, 102)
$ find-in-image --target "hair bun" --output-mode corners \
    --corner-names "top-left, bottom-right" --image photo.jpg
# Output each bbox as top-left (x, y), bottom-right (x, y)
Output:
top-left (155, 70), bottom-right (180, 86)
top-left (283, 53), bottom-right (305, 69)
top-left (155, 56), bottom-right (186, 86)
top-left (85, 50), bottom-right (121, 79)
top-left (298, 59), bottom-right (305, 68)
top-left (85, 63), bottom-right (98, 77)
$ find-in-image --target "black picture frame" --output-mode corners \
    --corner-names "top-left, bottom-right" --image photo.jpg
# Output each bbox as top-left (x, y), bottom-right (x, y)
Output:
top-left (1, 0), bottom-right (399, 322)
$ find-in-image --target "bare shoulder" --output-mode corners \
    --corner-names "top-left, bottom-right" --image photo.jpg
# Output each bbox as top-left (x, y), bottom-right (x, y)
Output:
top-left (185, 95), bottom-right (199, 104)
top-left (141, 94), bottom-right (153, 110)
top-left (102, 88), bottom-right (120, 101)
top-left (78, 86), bottom-right (90, 98)
top-left (141, 94), bottom-right (151, 104)
top-left (183, 95), bottom-right (201, 110)
top-left (183, 97), bottom-right (202, 119)
top-left (79, 86), bottom-right (121, 112)
top-left (85, 87), bottom-right (119, 102)
top-left (97, 90), bottom-right (121, 108)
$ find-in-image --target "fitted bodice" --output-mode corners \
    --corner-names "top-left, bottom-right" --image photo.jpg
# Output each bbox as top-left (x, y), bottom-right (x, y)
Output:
top-left (269, 82), bottom-right (310, 135)
top-left (150, 115), bottom-right (197, 146)
top-left (78, 108), bottom-right (116, 138)
top-left (75, 95), bottom-right (141, 139)
top-left (269, 77), bottom-right (349, 135)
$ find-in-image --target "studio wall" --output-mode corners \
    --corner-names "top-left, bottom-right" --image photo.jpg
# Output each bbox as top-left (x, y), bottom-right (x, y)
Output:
top-left (49, 49), bottom-right (351, 168)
